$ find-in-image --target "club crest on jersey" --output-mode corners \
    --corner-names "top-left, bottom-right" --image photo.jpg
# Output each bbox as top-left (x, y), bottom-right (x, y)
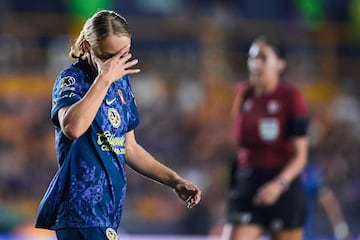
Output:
top-left (108, 108), bottom-right (121, 128)
top-left (106, 228), bottom-right (119, 240)
top-left (60, 76), bottom-right (76, 88)
top-left (267, 100), bottom-right (279, 114)
top-left (118, 89), bottom-right (127, 104)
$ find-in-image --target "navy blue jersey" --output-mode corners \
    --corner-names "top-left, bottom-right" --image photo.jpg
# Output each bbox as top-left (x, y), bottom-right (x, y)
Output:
top-left (35, 59), bottom-right (139, 230)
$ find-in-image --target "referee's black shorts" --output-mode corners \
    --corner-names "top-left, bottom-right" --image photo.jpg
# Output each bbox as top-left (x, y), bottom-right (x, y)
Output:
top-left (226, 168), bottom-right (308, 231)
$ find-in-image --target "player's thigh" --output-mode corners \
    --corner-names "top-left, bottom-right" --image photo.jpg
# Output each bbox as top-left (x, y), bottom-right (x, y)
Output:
top-left (224, 223), bottom-right (263, 240)
top-left (269, 177), bottom-right (308, 230)
top-left (270, 228), bottom-right (303, 240)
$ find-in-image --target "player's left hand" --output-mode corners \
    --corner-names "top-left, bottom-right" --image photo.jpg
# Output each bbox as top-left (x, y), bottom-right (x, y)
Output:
top-left (253, 180), bottom-right (284, 206)
top-left (174, 179), bottom-right (201, 208)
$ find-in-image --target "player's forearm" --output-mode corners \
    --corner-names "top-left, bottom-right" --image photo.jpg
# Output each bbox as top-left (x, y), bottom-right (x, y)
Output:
top-left (277, 137), bottom-right (308, 185)
top-left (319, 188), bottom-right (346, 227)
top-left (60, 75), bottom-right (112, 139)
top-left (126, 144), bottom-right (180, 188)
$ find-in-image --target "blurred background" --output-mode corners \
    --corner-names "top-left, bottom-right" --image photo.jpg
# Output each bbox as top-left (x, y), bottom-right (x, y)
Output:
top-left (1, 0), bottom-right (360, 239)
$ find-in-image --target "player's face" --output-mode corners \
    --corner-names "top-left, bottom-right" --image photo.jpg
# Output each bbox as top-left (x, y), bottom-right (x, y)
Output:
top-left (91, 35), bottom-right (131, 62)
top-left (247, 42), bottom-right (284, 86)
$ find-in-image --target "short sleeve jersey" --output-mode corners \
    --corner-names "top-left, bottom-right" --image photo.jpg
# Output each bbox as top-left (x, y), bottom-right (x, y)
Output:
top-left (234, 81), bottom-right (308, 169)
top-left (35, 59), bottom-right (139, 230)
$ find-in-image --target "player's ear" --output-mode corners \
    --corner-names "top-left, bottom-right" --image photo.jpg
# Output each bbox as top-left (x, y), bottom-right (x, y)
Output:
top-left (81, 40), bottom-right (91, 53)
top-left (278, 59), bottom-right (287, 73)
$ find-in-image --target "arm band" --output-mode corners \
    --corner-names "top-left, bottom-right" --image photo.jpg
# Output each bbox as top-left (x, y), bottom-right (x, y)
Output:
top-left (288, 117), bottom-right (309, 137)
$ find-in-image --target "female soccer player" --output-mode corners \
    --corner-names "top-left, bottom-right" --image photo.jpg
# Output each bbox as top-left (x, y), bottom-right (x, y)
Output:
top-left (35, 10), bottom-right (201, 240)
top-left (222, 36), bottom-right (309, 240)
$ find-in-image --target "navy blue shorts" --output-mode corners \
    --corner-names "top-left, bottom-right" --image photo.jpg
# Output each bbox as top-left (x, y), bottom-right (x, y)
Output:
top-left (226, 168), bottom-right (308, 231)
top-left (56, 227), bottom-right (119, 240)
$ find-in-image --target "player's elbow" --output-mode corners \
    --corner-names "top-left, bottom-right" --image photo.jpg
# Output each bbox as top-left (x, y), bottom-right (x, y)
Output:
top-left (62, 123), bottom-right (85, 140)
top-left (125, 142), bottom-right (136, 160)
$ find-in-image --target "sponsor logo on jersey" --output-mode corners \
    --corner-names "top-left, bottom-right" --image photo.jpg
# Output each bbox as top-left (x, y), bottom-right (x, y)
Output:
top-left (106, 228), bottom-right (119, 240)
top-left (59, 76), bottom-right (76, 94)
top-left (53, 93), bottom-right (76, 104)
top-left (108, 108), bottom-right (121, 128)
top-left (60, 76), bottom-right (76, 88)
top-left (97, 131), bottom-right (125, 154)
top-left (106, 98), bottom-right (116, 105)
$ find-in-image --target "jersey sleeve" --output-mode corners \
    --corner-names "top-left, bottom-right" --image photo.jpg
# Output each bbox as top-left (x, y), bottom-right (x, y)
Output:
top-left (289, 86), bottom-right (308, 116)
top-left (287, 85), bottom-right (309, 136)
top-left (50, 68), bottom-right (84, 127)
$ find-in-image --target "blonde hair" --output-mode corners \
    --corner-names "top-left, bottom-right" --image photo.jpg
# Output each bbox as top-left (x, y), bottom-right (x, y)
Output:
top-left (69, 10), bottom-right (131, 59)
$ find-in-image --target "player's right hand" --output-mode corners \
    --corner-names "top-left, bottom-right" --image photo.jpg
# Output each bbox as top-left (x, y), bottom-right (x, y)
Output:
top-left (93, 45), bottom-right (140, 83)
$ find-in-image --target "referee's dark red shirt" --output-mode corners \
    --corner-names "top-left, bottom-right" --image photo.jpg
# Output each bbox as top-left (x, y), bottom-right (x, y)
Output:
top-left (234, 81), bottom-right (308, 169)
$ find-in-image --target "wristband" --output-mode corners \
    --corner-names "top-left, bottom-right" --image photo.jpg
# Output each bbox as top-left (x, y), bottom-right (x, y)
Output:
top-left (277, 177), bottom-right (289, 192)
